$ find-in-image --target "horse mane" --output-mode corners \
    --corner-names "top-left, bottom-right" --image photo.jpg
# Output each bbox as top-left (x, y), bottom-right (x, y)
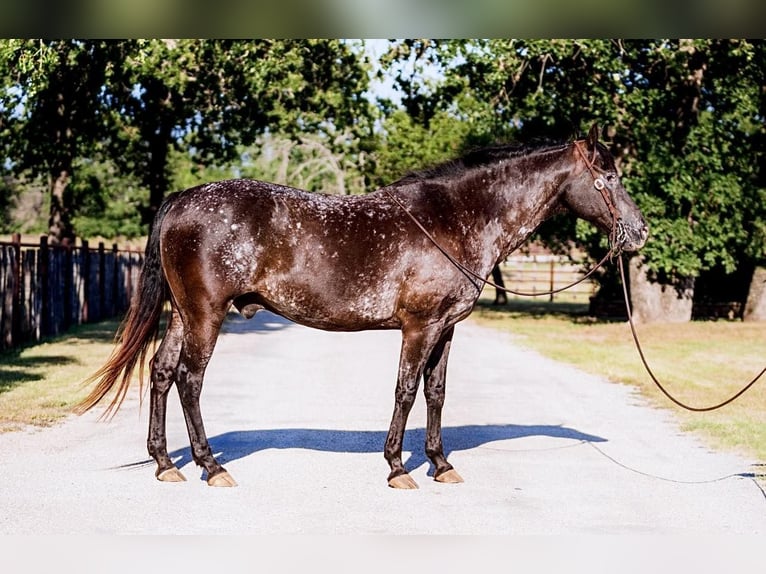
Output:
top-left (397, 138), bottom-right (570, 184)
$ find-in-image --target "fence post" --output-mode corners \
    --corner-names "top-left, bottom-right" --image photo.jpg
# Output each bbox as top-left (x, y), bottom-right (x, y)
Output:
top-left (549, 258), bottom-right (555, 303)
top-left (81, 239), bottom-right (90, 323)
top-left (10, 232), bottom-right (21, 347)
top-left (125, 250), bottom-right (135, 313)
top-left (98, 241), bottom-right (106, 322)
top-left (111, 243), bottom-right (119, 318)
top-left (39, 235), bottom-right (51, 337)
top-left (62, 237), bottom-right (72, 331)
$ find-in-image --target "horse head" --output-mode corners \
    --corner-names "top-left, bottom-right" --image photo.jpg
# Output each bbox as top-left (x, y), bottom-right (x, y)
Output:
top-left (562, 124), bottom-right (648, 253)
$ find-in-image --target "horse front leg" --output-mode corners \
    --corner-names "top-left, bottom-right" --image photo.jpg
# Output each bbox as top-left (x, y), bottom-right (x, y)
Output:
top-left (385, 324), bottom-right (442, 489)
top-left (423, 325), bottom-right (463, 484)
top-left (148, 308), bottom-right (186, 482)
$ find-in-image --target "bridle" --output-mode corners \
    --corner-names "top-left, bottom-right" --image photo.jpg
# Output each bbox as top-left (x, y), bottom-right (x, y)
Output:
top-left (572, 139), bottom-right (621, 254)
top-left (573, 139), bottom-right (765, 410)
top-left (573, 141), bottom-right (766, 411)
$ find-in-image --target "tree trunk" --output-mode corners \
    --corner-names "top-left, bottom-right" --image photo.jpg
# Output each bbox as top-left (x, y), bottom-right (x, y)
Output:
top-left (743, 265), bottom-right (766, 321)
top-left (48, 167), bottom-right (74, 245)
top-left (142, 130), bottom-right (171, 230)
top-left (628, 256), bottom-right (694, 323)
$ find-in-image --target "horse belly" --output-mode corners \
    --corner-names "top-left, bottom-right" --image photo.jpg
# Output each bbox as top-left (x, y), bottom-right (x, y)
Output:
top-left (254, 273), bottom-right (403, 332)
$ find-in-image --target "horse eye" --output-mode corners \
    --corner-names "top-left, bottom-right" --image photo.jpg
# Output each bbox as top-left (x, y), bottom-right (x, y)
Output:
top-left (606, 174), bottom-right (616, 183)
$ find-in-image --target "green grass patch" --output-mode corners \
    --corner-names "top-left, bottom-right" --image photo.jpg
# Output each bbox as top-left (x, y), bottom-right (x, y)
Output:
top-left (0, 320), bottom-right (122, 431)
top-left (471, 296), bottom-right (766, 464)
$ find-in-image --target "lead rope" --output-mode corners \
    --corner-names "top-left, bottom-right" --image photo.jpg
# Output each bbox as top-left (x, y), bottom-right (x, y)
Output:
top-left (617, 255), bottom-right (766, 411)
top-left (576, 140), bottom-right (766, 410)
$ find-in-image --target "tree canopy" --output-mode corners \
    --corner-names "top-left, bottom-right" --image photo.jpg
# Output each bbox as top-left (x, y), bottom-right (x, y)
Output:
top-left (0, 39), bottom-right (374, 240)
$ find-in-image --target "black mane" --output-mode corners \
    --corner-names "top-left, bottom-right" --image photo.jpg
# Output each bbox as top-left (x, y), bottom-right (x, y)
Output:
top-left (397, 139), bottom-right (570, 183)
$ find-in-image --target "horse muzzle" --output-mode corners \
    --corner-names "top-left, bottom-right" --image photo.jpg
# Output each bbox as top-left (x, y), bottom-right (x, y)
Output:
top-left (615, 219), bottom-right (649, 253)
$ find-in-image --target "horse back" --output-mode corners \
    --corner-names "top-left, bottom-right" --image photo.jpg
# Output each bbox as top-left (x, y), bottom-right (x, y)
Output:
top-left (158, 179), bottom-right (473, 331)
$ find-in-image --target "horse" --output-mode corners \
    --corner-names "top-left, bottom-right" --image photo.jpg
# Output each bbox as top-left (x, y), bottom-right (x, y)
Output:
top-left (76, 124), bottom-right (648, 489)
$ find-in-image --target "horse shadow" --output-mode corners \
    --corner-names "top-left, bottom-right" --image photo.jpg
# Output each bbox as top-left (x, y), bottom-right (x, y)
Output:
top-left (140, 424), bottom-right (606, 481)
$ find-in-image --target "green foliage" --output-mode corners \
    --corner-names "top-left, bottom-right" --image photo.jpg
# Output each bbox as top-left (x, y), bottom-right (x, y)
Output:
top-left (168, 131), bottom-right (371, 197)
top-left (0, 40), bottom-right (139, 242)
top-left (105, 39), bottom-right (374, 223)
top-left (0, 39), bottom-right (374, 238)
top-left (68, 158), bottom-right (148, 239)
top-left (369, 108), bottom-right (475, 188)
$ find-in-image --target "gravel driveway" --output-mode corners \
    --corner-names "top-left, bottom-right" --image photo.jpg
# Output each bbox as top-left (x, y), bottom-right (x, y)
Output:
top-left (0, 311), bottom-right (764, 534)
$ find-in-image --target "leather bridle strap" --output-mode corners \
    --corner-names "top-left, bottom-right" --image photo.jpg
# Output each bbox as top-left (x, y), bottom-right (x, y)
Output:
top-left (573, 139), bottom-right (621, 252)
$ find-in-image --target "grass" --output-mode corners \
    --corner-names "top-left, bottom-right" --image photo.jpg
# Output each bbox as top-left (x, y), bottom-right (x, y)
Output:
top-left (0, 319), bottom-right (121, 432)
top-left (470, 293), bottom-right (766, 464)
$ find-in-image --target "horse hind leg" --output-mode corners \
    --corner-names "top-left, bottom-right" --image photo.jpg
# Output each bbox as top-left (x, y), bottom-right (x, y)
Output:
top-left (175, 304), bottom-right (237, 487)
top-left (148, 308), bottom-right (186, 482)
top-left (423, 326), bottom-right (463, 484)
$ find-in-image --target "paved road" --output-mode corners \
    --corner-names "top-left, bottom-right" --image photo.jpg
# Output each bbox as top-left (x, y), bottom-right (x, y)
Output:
top-left (1, 311), bottom-right (764, 534)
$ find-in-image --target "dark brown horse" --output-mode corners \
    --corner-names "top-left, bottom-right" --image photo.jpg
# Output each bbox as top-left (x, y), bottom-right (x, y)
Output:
top-left (76, 125), bottom-right (648, 488)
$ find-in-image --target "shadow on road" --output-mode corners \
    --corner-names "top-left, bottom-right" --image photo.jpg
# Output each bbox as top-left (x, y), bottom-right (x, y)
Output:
top-left (220, 310), bottom-right (294, 335)
top-left (149, 424), bottom-right (606, 480)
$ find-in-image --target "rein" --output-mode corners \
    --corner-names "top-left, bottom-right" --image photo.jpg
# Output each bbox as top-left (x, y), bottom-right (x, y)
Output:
top-left (574, 139), bottom-right (765, 409)
top-left (384, 188), bottom-right (612, 297)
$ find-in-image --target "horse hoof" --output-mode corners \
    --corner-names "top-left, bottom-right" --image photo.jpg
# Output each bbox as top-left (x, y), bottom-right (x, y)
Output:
top-left (388, 474), bottom-right (419, 489)
top-left (156, 467), bottom-right (187, 482)
top-left (435, 469), bottom-right (464, 484)
top-left (207, 470), bottom-right (238, 487)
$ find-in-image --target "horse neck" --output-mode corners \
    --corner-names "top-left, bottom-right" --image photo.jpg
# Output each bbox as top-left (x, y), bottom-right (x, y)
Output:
top-left (386, 146), bottom-right (572, 273)
top-left (466, 149), bottom-right (571, 261)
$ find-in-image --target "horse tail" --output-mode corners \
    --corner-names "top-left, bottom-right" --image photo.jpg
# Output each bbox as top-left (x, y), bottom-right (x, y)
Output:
top-left (74, 194), bottom-right (178, 419)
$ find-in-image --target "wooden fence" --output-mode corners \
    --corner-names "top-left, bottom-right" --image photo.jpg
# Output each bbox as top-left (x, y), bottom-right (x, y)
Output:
top-left (493, 253), bottom-right (598, 303)
top-left (0, 233), bottom-right (144, 352)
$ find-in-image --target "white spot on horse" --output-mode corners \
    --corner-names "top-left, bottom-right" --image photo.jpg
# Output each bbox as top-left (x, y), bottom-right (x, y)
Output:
top-left (231, 223), bottom-right (240, 231)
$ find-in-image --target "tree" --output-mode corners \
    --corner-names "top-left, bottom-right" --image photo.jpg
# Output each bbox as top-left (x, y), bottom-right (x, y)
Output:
top-left (368, 108), bottom-right (474, 187)
top-left (168, 131), bottom-right (370, 197)
top-left (109, 39), bottom-right (374, 225)
top-left (0, 40), bottom-right (125, 243)
top-left (1, 39), bottom-right (375, 239)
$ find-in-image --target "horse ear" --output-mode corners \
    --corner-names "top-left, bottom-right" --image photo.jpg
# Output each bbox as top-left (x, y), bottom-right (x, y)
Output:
top-left (587, 123), bottom-right (600, 148)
